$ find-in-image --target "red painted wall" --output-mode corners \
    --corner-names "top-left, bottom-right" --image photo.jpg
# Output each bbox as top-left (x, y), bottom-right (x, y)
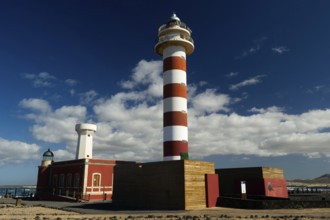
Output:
top-left (263, 178), bottom-right (288, 198)
top-left (205, 174), bottom-right (219, 207)
top-left (85, 159), bottom-right (115, 200)
top-left (36, 166), bottom-right (50, 191)
top-left (87, 160), bottom-right (115, 187)
top-left (36, 159), bottom-right (136, 201)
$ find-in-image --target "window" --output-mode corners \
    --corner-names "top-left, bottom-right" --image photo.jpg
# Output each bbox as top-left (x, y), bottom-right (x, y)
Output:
top-left (93, 173), bottom-right (101, 187)
top-left (52, 175), bottom-right (58, 187)
top-left (59, 174), bottom-right (65, 187)
top-left (74, 173), bottom-right (80, 187)
top-left (66, 173), bottom-right (72, 187)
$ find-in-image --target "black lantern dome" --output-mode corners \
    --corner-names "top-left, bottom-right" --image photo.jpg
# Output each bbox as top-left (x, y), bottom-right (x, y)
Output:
top-left (43, 148), bottom-right (54, 161)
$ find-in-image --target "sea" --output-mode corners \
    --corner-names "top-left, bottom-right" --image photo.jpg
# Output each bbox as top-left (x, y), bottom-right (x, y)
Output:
top-left (0, 185), bottom-right (36, 198)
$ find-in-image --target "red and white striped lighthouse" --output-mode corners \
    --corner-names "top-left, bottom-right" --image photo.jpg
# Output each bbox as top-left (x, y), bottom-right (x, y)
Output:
top-left (155, 13), bottom-right (195, 161)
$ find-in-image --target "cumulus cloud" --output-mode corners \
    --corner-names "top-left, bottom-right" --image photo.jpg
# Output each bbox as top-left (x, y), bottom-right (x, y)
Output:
top-left (120, 60), bottom-right (163, 98)
top-left (272, 46), bottom-right (290, 54)
top-left (19, 98), bottom-right (51, 113)
top-left (0, 138), bottom-right (40, 166)
top-left (191, 89), bottom-right (231, 115)
top-left (189, 108), bottom-right (330, 159)
top-left (22, 72), bottom-right (57, 88)
top-left (230, 75), bottom-right (266, 91)
top-left (15, 59), bottom-right (330, 164)
top-left (93, 91), bottom-right (163, 161)
top-left (19, 98), bottom-right (87, 157)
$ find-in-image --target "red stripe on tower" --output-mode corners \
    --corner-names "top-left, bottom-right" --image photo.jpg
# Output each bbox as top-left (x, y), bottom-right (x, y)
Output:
top-left (155, 13), bottom-right (195, 161)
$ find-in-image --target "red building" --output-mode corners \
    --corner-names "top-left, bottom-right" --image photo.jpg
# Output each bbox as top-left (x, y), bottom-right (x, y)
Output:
top-left (36, 123), bottom-right (135, 201)
top-left (50, 159), bottom-right (116, 201)
top-left (36, 154), bottom-right (132, 201)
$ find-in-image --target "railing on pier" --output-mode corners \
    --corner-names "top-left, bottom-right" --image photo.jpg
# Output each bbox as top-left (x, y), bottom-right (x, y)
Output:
top-left (288, 185), bottom-right (330, 194)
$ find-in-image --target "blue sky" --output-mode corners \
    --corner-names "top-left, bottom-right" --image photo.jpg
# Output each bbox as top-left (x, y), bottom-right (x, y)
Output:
top-left (1, 0), bottom-right (330, 184)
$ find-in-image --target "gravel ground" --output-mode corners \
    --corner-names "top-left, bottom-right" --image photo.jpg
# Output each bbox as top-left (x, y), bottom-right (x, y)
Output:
top-left (1, 199), bottom-right (330, 220)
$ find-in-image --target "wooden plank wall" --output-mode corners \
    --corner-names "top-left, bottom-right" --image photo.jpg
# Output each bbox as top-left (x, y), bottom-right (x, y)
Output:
top-left (262, 167), bottom-right (284, 179)
top-left (184, 160), bottom-right (215, 210)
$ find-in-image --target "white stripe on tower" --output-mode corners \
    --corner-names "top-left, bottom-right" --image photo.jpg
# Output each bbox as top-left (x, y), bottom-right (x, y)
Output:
top-left (155, 13), bottom-right (195, 161)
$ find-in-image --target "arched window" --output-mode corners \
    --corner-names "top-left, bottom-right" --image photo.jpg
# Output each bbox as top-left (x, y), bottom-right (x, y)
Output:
top-left (93, 173), bottom-right (101, 187)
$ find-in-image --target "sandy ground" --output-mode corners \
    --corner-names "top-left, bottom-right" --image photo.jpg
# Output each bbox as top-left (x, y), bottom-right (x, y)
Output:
top-left (1, 200), bottom-right (330, 220)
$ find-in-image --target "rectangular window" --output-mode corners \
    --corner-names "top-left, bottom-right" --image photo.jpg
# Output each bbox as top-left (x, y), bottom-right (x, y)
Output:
top-left (52, 175), bottom-right (58, 187)
top-left (66, 173), bottom-right (72, 187)
top-left (74, 173), bottom-right (80, 187)
top-left (59, 174), bottom-right (65, 187)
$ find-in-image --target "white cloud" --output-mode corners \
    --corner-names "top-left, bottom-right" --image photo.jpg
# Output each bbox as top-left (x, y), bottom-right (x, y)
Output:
top-left (226, 72), bottom-right (239, 78)
top-left (22, 72), bottom-right (57, 88)
top-left (241, 46), bottom-right (260, 57)
top-left (19, 98), bottom-right (52, 113)
top-left (237, 37), bottom-right (267, 58)
top-left (272, 46), bottom-right (290, 54)
top-left (15, 60), bottom-right (330, 164)
top-left (79, 90), bottom-right (98, 105)
top-left (65, 79), bottom-right (78, 86)
top-left (230, 75), bottom-right (266, 91)
top-left (199, 81), bottom-right (208, 87)
top-left (191, 89), bottom-right (231, 115)
top-left (249, 106), bottom-right (284, 114)
top-left (189, 108), bottom-right (330, 159)
top-left (70, 89), bottom-right (75, 96)
top-left (0, 138), bottom-right (40, 166)
top-left (120, 60), bottom-right (163, 98)
top-left (307, 85), bottom-right (330, 94)
top-left (93, 90), bottom-right (163, 161)
top-left (52, 149), bottom-right (75, 161)
top-left (19, 98), bottom-right (87, 159)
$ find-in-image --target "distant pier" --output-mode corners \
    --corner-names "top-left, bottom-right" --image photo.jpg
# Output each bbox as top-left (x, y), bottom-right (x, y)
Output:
top-left (0, 185), bottom-right (36, 198)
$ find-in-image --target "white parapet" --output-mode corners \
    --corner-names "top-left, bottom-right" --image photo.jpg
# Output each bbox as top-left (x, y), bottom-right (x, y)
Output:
top-left (75, 123), bottom-right (97, 132)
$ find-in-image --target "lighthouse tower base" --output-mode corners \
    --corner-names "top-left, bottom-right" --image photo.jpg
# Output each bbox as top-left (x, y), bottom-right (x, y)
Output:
top-left (112, 160), bottom-right (217, 210)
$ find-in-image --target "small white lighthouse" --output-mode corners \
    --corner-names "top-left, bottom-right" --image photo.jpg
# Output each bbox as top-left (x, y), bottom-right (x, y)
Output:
top-left (75, 123), bottom-right (97, 159)
top-left (155, 13), bottom-right (195, 161)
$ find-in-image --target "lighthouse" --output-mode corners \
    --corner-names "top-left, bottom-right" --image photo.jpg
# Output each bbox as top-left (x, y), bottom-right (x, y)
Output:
top-left (75, 123), bottom-right (97, 159)
top-left (155, 13), bottom-right (195, 161)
